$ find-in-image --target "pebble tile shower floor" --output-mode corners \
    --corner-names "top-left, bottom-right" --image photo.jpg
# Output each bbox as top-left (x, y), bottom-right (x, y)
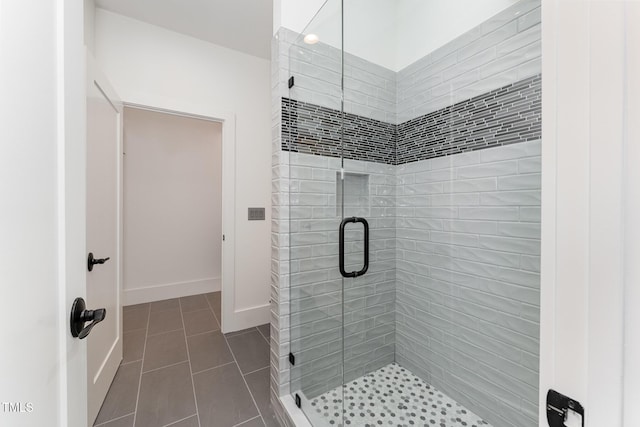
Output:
top-left (305, 363), bottom-right (491, 427)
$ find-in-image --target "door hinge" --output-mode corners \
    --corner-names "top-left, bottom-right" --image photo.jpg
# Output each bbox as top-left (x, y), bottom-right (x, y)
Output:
top-left (288, 76), bottom-right (295, 89)
top-left (288, 352), bottom-right (295, 366)
top-left (295, 393), bottom-right (301, 408)
top-left (223, 234), bottom-right (225, 241)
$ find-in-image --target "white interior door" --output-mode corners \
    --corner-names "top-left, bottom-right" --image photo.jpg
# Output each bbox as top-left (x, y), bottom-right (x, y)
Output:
top-left (86, 55), bottom-right (123, 425)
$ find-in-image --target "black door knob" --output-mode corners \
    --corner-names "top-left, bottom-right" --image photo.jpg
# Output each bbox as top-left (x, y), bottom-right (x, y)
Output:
top-left (88, 252), bottom-right (110, 272)
top-left (70, 297), bottom-right (106, 339)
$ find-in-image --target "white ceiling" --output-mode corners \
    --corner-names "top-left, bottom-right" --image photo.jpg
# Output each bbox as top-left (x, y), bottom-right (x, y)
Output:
top-left (95, 0), bottom-right (273, 59)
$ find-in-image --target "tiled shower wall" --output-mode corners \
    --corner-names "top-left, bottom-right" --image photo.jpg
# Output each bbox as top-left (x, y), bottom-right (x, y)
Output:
top-left (394, 140), bottom-right (541, 427)
top-left (270, 27), bottom-right (292, 427)
top-left (271, 1), bottom-right (541, 426)
top-left (287, 28), bottom-right (398, 123)
top-left (287, 153), bottom-right (396, 399)
top-left (284, 0), bottom-right (541, 125)
top-left (397, 0), bottom-right (541, 123)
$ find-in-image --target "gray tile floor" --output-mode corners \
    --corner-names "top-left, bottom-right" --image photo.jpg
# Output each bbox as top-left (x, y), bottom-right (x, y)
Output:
top-left (94, 292), bottom-right (280, 427)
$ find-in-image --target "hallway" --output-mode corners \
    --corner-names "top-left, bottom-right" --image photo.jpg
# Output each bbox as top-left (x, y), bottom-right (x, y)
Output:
top-left (93, 292), bottom-right (278, 427)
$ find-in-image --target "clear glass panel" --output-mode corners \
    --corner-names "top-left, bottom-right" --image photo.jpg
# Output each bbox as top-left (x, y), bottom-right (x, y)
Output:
top-left (287, 1), bottom-right (344, 425)
top-left (339, 4), bottom-right (398, 427)
top-left (339, 1), bottom-right (541, 427)
top-left (287, 1), bottom-right (541, 426)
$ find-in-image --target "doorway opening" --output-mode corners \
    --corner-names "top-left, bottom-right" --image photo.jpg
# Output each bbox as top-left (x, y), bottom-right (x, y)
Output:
top-left (90, 104), bottom-right (239, 426)
top-left (122, 106), bottom-right (223, 307)
top-left (120, 104), bottom-right (236, 335)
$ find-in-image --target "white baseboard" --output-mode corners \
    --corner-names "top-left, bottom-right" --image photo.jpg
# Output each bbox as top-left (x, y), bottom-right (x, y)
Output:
top-left (124, 277), bottom-right (220, 305)
top-left (222, 303), bottom-right (271, 333)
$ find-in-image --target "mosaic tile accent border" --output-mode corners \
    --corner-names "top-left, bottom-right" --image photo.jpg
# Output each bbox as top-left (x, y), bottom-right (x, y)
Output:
top-left (281, 74), bottom-right (541, 165)
top-left (396, 74), bottom-right (541, 164)
top-left (302, 362), bottom-right (491, 427)
top-left (282, 97), bottom-right (396, 165)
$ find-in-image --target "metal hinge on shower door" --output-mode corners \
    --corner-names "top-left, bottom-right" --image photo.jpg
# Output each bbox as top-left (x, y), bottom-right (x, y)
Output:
top-left (289, 352), bottom-right (301, 407)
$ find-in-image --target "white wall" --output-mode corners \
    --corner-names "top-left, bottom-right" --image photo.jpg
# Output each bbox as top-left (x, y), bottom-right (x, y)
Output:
top-left (123, 107), bottom-right (222, 304)
top-left (95, 9), bottom-right (272, 319)
top-left (275, 0), bottom-right (521, 71)
top-left (84, 0), bottom-right (96, 52)
top-left (273, 0), bottom-right (327, 36)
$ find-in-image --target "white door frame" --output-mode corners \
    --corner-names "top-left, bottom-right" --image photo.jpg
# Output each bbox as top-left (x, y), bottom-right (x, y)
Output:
top-left (540, 0), bottom-right (631, 425)
top-left (623, 3), bottom-right (640, 426)
top-left (121, 102), bottom-right (237, 334)
top-left (60, 1), bottom-right (91, 426)
top-left (86, 52), bottom-right (124, 425)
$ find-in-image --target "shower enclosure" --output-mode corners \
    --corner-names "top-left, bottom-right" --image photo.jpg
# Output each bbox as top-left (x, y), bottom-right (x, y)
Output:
top-left (274, 1), bottom-right (541, 426)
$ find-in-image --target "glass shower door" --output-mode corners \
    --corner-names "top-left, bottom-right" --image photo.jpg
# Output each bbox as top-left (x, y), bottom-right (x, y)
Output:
top-left (329, 1), bottom-right (398, 423)
top-left (286, 1), bottom-right (345, 425)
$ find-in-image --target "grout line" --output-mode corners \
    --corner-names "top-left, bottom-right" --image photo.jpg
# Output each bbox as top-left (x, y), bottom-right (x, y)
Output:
top-left (179, 298), bottom-right (203, 427)
top-left (182, 308), bottom-right (212, 315)
top-left (191, 360), bottom-right (237, 376)
top-left (204, 294), bottom-right (221, 329)
top-left (242, 365), bottom-right (270, 377)
top-left (232, 415), bottom-right (262, 427)
top-left (185, 326), bottom-right (222, 339)
top-left (225, 327), bottom-right (260, 339)
top-left (146, 327), bottom-right (184, 338)
top-left (256, 324), bottom-right (268, 340)
top-left (131, 305), bottom-right (151, 426)
top-left (257, 327), bottom-right (270, 345)
top-left (119, 358), bottom-right (143, 366)
top-left (141, 360), bottom-right (190, 375)
top-left (123, 326), bottom-right (148, 334)
top-left (183, 307), bottom-right (215, 314)
top-left (93, 411), bottom-right (135, 426)
top-left (223, 329), bottom-right (263, 424)
top-left (149, 305), bottom-right (180, 313)
top-left (161, 413), bottom-right (198, 427)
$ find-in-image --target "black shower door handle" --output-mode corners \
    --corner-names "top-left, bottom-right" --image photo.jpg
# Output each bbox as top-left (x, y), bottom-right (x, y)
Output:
top-left (339, 217), bottom-right (369, 278)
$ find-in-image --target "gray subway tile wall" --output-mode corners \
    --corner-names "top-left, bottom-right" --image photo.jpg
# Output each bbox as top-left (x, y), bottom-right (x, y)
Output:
top-left (288, 30), bottom-right (397, 123)
top-left (282, 146), bottom-right (541, 427)
top-left (397, 0), bottom-right (541, 123)
top-left (287, 153), bottom-right (397, 400)
top-left (394, 140), bottom-right (540, 427)
top-left (271, 1), bottom-right (541, 427)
